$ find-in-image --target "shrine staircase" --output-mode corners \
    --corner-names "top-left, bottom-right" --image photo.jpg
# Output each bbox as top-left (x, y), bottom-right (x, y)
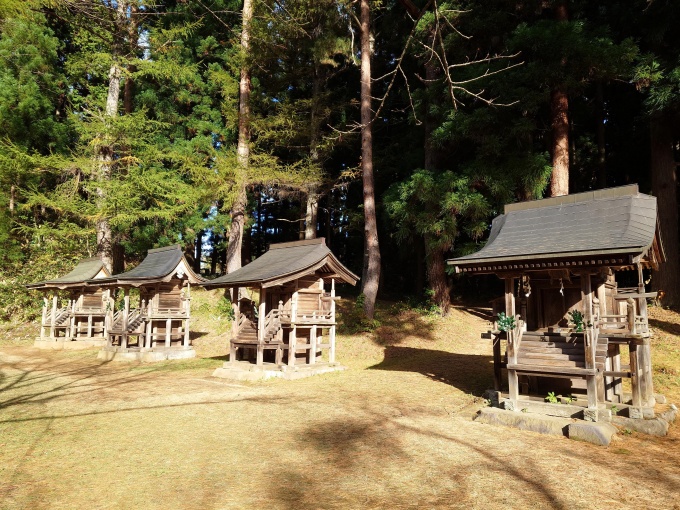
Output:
top-left (509, 331), bottom-right (607, 377)
top-left (232, 311), bottom-right (282, 345)
top-left (109, 309), bottom-right (146, 335)
top-left (230, 310), bottom-right (285, 365)
top-left (46, 308), bottom-right (70, 327)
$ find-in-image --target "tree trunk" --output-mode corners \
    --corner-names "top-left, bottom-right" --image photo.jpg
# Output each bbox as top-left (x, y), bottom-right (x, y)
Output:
top-left (550, 86), bottom-right (569, 197)
top-left (415, 236), bottom-right (425, 296)
top-left (425, 237), bottom-right (451, 314)
top-left (227, 0), bottom-right (253, 274)
top-left (9, 184), bottom-right (15, 216)
top-left (95, 0), bottom-right (128, 274)
top-left (123, 4), bottom-right (137, 115)
top-left (112, 243), bottom-right (124, 274)
top-left (211, 237), bottom-right (219, 275)
top-left (305, 66), bottom-right (323, 240)
top-left (96, 62), bottom-right (120, 274)
top-left (305, 188), bottom-right (319, 240)
top-left (359, 0), bottom-right (381, 319)
top-left (227, 187), bottom-right (247, 274)
top-left (650, 116), bottom-right (680, 307)
top-left (596, 80), bottom-right (607, 189)
top-left (194, 230), bottom-right (203, 274)
top-left (422, 29), bottom-right (450, 313)
top-left (550, 2), bottom-right (569, 197)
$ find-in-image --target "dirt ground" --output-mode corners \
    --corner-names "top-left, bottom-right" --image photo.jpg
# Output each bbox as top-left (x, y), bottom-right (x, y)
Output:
top-left (1, 301), bottom-right (679, 510)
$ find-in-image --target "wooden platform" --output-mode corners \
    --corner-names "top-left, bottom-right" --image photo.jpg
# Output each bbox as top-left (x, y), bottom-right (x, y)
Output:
top-left (212, 361), bottom-right (346, 381)
top-left (97, 345), bottom-right (196, 362)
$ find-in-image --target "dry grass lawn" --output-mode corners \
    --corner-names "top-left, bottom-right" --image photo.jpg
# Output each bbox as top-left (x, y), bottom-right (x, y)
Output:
top-left (1, 291), bottom-right (679, 509)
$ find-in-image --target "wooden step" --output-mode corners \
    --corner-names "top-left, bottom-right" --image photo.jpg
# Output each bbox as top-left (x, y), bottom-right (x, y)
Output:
top-left (515, 357), bottom-right (586, 368)
top-left (519, 352), bottom-right (585, 362)
top-left (507, 363), bottom-right (596, 376)
top-left (521, 339), bottom-right (582, 348)
top-left (519, 344), bottom-right (585, 354)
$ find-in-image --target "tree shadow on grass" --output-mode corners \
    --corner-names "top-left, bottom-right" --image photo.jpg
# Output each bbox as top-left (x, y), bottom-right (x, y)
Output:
top-left (0, 355), bottom-right (164, 411)
top-left (456, 305), bottom-right (494, 323)
top-left (370, 310), bottom-right (438, 346)
top-left (648, 317), bottom-right (680, 337)
top-left (206, 354), bottom-right (230, 363)
top-left (268, 410), bottom-right (570, 510)
top-left (189, 330), bottom-right (209, 341)
top-left (368, 346), bottom-right (493, 395)
top-left (268, 401), bottom-right (680, 510)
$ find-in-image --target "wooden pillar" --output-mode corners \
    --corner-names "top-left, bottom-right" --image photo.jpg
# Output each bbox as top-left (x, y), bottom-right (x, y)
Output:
top-left (638, 338), bottom-right (653, 406)
top-left (122, 288), bottom-right (130, 349)
top-left (630, 342), bottom-right (642, 408)
top-left (581, 273), bottom-right (598, 411)
top-left (604, 344), bottom-right (614, 402)
top-left (309, 324), bottom-right (317, 364)
top-left (493, 335), bottom-right (502, 391)
top-left (292, 285), bottom-right (298, 323)
top-left (258, 287), bottom-right (266, 342)
top-left (230, 342), bottom-right (238, 364)
top-left (145, 320), bottom-right (152, 349)
top-left (184, 282), bottom-right (191, 348)
top-left (103, 289), bottom-right (111, 338)
top-left (165, 318), bottom-right (171, 347)
top-left (50, 292), bottom-right (58, 339)
top-left (329, 279), bottom-right (336, 363)
top-left (288, 327), bottom-right (297, 366)
top-left (637, 264), bottom-right (654, 405)
top-left (611, 343), bottom-right (622, 402)
top-left (231, 287), bottom-right (240, 339)
top-left (67, 297), bottom-right (75, 339)
top-left (504, 277), bottom-right (515, 317)
top-left (507, 328), bottom-right (519, 404)
top-left (597, 279), bottom-right (607, 321)
top-left (504, 277), bottom-right (518, 406)
top-left (40, 294), bottom-right (48, 339)
top-left (256, 343), bottom-right (264, 366)
top-left (105, 289), bottom-right (113, 347)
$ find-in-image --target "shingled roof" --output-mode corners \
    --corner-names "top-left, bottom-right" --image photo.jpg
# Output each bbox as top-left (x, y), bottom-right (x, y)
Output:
top-left (26, 258), bottom-right (110, 290)
top-left (448, 185), bottom-right (664, 273)
top-left (203, 238), bottom-right (359, 288)
top-left (91, 245), bottom-right (205, 286)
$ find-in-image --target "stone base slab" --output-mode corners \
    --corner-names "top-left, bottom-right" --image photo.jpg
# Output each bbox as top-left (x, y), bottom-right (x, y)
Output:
top-left (212, 362), bottom-right (346, 381)
top-left (611, 404), bottom-right (677, 437)
top-left (568, 422), bottom-right (618, 446)
top-left (475, 407), bottom-right (571, 437)
top-left (97, 346), bottom-right (196, 362)
top-left (475, 407), bottom-right (619, 446)
top-left (34, 338), bottom-right (107, 350)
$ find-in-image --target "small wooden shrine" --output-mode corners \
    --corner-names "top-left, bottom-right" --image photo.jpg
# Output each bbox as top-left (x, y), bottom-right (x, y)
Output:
top-left (91, 245), bottom-right (206, 362)
top-left (203, 238), bottom-right (359, 380)
top-left (449, 185), bottom-right (665, 422)
top-left (26, 258), bottom-right (111, 349)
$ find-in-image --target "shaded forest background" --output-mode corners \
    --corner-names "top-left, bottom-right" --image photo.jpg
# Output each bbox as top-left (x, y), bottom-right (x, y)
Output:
top-left (0, 0), bottom-right (679, 321)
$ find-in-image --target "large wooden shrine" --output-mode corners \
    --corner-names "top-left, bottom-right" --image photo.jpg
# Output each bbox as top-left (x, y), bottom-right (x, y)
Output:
top-left (92, 245), bottom-right (206, 362)
top-left (26, 258), bottom-right (111, 349)
top-left (203, 238), bottom-right (359, 380)
top-left (449, 185), bottom-right (665, 422)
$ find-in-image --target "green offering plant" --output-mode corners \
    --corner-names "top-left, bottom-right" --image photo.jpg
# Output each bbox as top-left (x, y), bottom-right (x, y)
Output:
top-left (568, 310), bottom-right (585, 332)
top-left (497, 312), bottom-right (516, 332)
top-left (545, 392), bottom-right (559, 404)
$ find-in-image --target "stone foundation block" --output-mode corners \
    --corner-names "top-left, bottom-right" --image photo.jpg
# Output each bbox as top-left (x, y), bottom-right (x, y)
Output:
top-left (612, 415), bottom-right (669, 437)
top-left (583, 408), bottom-right (599, 422)
top-left (475, 407), bottom-right (570, 437)
top-left (628, 407), bottom-right (644, 420)
top-left (568, 422), bottom-right (617, 446)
